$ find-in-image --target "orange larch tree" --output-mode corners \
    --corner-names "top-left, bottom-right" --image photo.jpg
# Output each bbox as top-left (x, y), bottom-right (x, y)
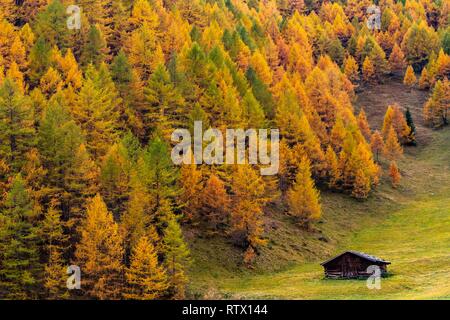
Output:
top-left (389, 161), bottom-right (401, 188)
top-left (384, 125), bottom-right (403, 161)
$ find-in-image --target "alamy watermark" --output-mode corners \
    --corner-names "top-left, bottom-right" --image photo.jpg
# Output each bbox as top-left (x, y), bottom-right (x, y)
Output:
top-left (171, 121), bottom-right (280, 176)
top-left (67, 5), bottom-right (81, 30)
top-left (366, 5), bottom-right (381, 30)
top-left (366, 265), bottom-right (381, 290)
top-left (67, 265), bottom-right (81, 290)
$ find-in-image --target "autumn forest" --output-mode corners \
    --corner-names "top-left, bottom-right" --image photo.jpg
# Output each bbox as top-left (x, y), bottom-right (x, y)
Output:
top-left (0, 0), bottom-right (449, 300)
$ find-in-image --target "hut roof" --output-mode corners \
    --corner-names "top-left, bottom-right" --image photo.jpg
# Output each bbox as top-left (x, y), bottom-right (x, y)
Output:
top-left (321, 251), bottom-right (391, 266)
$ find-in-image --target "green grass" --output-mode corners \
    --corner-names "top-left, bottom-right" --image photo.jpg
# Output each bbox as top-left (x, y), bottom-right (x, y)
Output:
top-left (188, 128), bottom-right (450, 300)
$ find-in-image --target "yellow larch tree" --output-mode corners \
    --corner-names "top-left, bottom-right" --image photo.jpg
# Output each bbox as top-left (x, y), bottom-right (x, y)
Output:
top-left (230, 165), bottom-right (269, 264)
top-left (65, 143), bottom-right (100, 237)
top-left (125, 236), bottom-right (168, 300)
top-left (352, 168), bottom-right (371, 199)
top-left (75, 194), bottom-right (124, 300)
top-left (343, 55), bottom-right (359, 83)
top-left (383, 125), bottom-right (403, 161)
top-left (6, 62), bottom-right (25, 93)
top-left (127, 22), bottom-right (163, 83)
top-left (121, 175), bottom-right (153, 252)
top-left (40, 67), bottom-right (63, 97)
top-left (198, 174), bottom-right (231, 234)
top-left (381, 104), bottom-right (395, 138)
top-left (10, 35), bottom-right (27, 72)
top-left (250, 50), bottom-right (273, 86)
top-left (362, 56), bottom-right (375, 82)
top-left (325, 145), bottom-right (341, 188)
top-left (179, 163), bottom-right (203, 222)
top-left (403, 65), bottom-right (417, 88)
top-left (287, 156), bottom-right (321, 227)
top-left (423, 78), bottom-right (449, 127)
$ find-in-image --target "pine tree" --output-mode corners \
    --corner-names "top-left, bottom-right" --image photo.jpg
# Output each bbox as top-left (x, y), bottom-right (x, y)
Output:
top-left (404, 108), bottom-right (416, 145)
top-left (121, 175), bottom-right (152, 253)
top-left (384, 126), bottom-right (403, 161)
top-left (389, 161), bottom-right (401, 188)
top-left (287, 156), bottom-right (321, 227)
top-left (111, 50), bottom-right (134, 90)
top-left (144, 64), bottom-right (185, 140)
top-left (81, 25), bottom-right (108, 67)
top-left (100, 143), bottom-right (131, 218)
top-left (125, 236), bottom-right (168, 300)
top-left (162, 217), bottom-right (191, 300)
top-left (75, 194), bottom-right (124, 300)
top-left (28, 36), bottom-right (52, 85)
top-left (140, 137), bottom-right (179, 230)
top-left (65, 144), bottom-right (100, 231)
top-left (0, 78), bottom-right (34, 171)
top-left (0, 174), bottom-right (40, 299)
top-left (0, 19), bottom-right (15, 70)
top-left (33, 0), bottom-right (70, 50)
top-left (38, 96), bottom-right (84, 206)
top-left (0, 0), bottom-right (15, 23)
top-left (245, 67), bottom-right (275, 118)
top-left (242, 90), bottom-right (266, 129)
top-left (110, 51), bottom-right (146, 137)
top-left (403, 65), bottom-right (417, 88)
top-left (72, 65), bottom-right (120, 158)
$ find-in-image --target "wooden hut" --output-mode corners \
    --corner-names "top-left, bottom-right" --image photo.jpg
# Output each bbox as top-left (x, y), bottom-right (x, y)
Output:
top-left (321, 251), bottom-right (391, 279)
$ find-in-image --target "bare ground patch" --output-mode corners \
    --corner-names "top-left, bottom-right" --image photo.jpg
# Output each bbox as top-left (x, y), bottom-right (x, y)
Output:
top-left (354, 76), bottom-right (432, 146)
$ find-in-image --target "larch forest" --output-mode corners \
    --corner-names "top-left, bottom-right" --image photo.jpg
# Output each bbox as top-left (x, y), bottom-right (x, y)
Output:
top-left (0, 0), bottom-right (449, 300)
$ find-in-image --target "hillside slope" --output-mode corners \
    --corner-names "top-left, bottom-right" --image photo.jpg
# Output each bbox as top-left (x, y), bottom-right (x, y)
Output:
top-left (188, 80), bottom-right (450, 299)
